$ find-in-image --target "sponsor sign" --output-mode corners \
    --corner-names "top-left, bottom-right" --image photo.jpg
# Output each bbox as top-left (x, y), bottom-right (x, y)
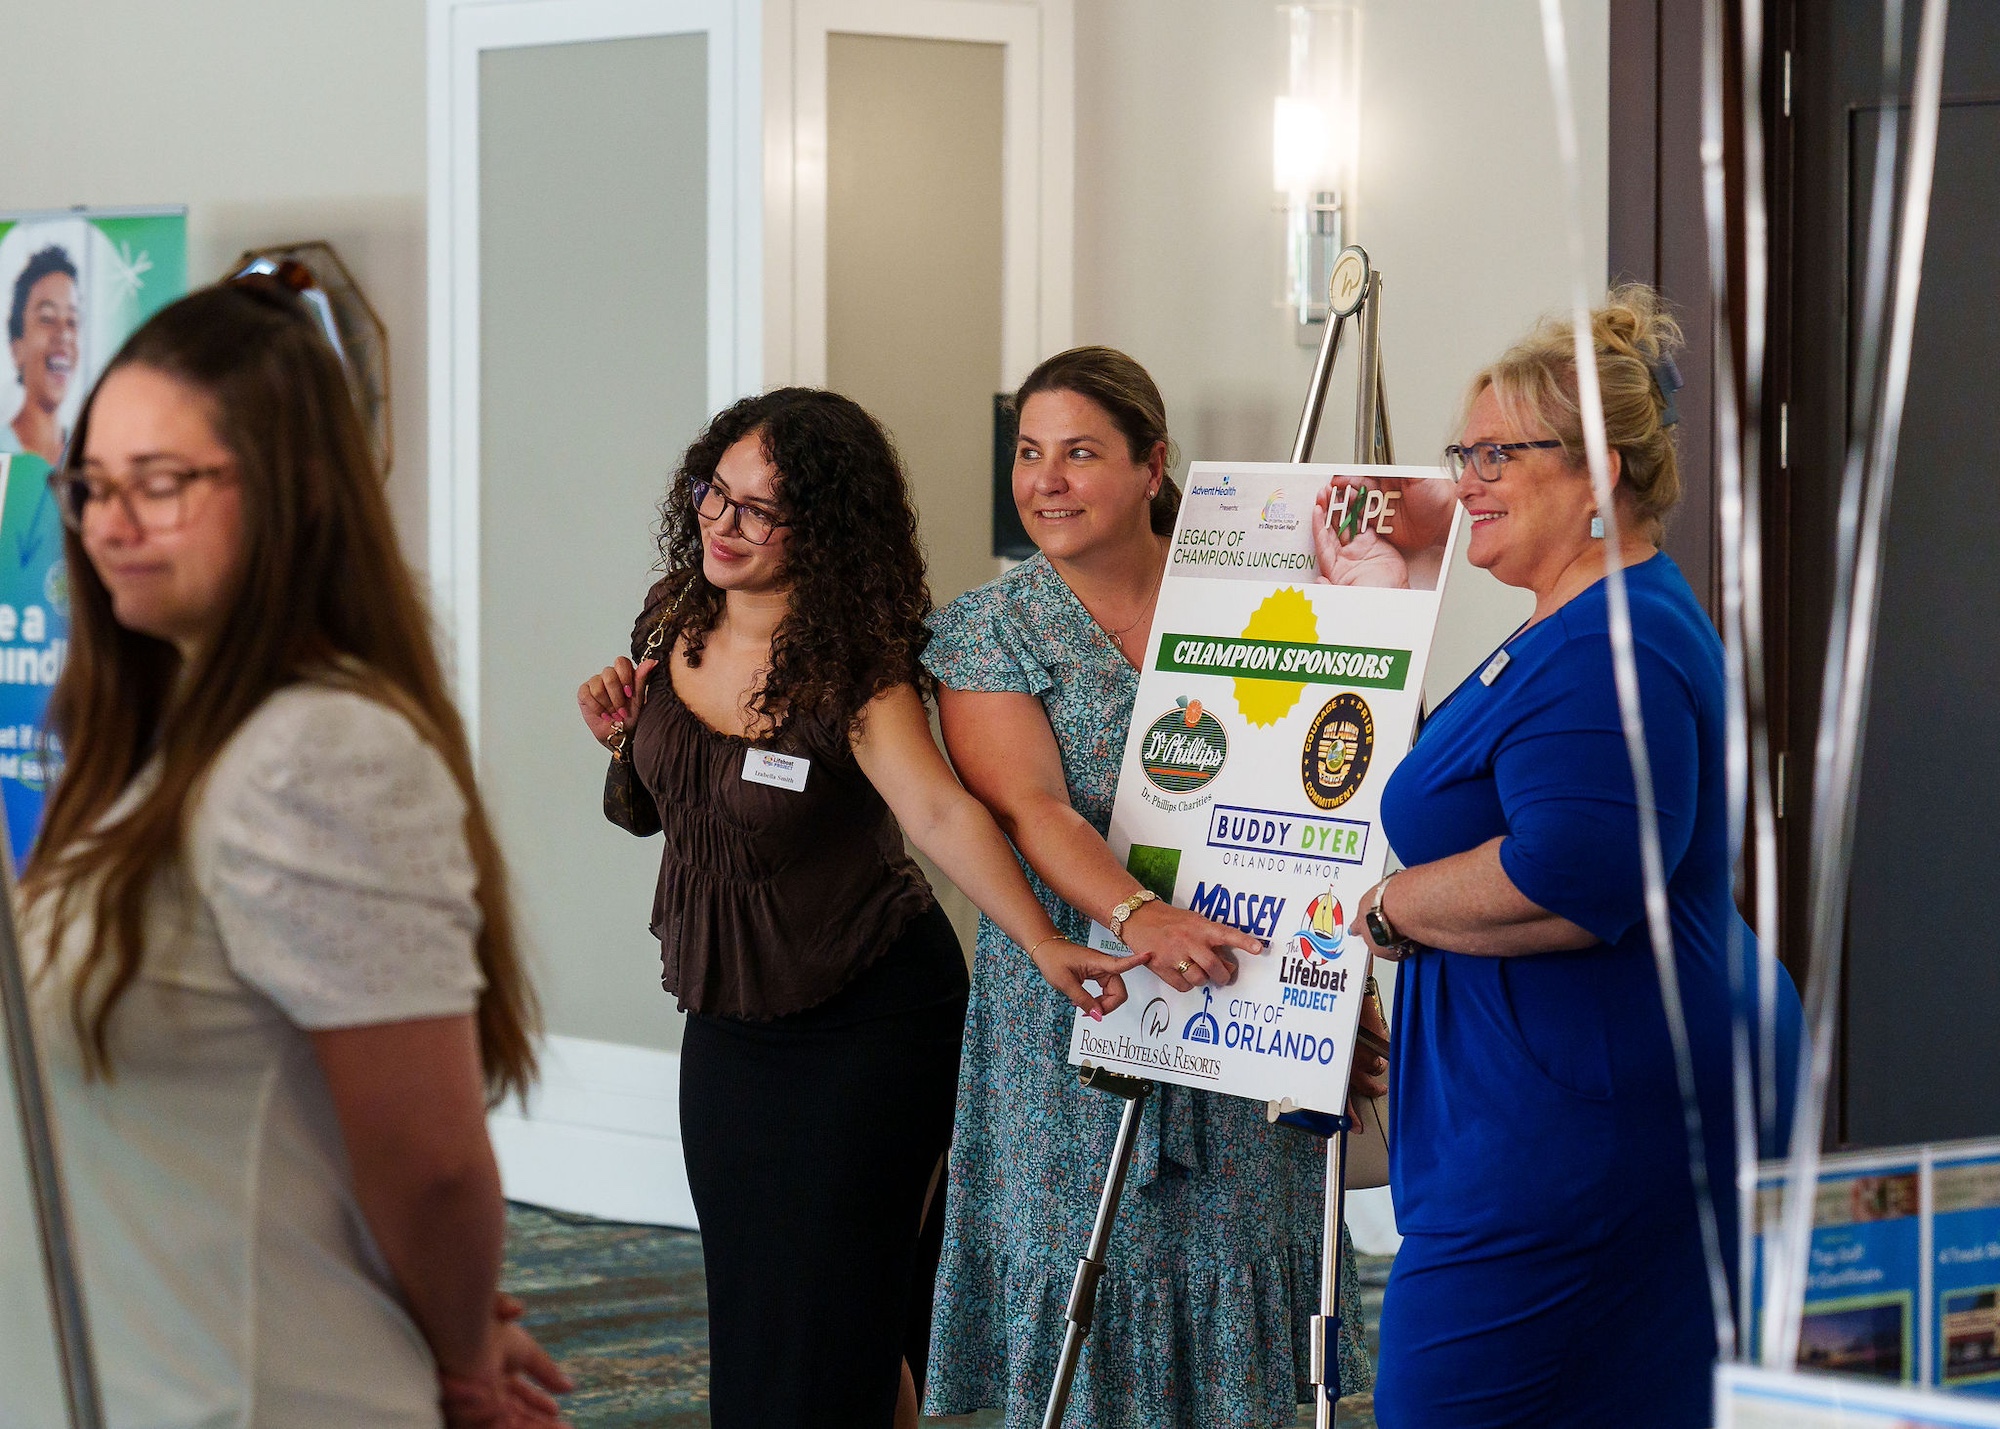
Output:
top-left (1071, 460), bottom-right (1460, 1112)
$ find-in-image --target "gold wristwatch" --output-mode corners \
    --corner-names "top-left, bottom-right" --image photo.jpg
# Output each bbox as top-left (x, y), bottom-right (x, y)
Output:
top-left (1107, 889), bottom-right (1158, 942)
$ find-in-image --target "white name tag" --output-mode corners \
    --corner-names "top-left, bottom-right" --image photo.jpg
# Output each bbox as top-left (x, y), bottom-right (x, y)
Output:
top-left (741, 748), bottom-right (810, 792)
top-left (1479, 650), bottom-right (1512, 686)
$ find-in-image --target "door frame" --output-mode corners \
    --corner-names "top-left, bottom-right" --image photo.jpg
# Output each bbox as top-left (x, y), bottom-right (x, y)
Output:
top-left (426, 0), bottom-right (763, 735)
top-left (761, 0), bottom-right (1072, 390)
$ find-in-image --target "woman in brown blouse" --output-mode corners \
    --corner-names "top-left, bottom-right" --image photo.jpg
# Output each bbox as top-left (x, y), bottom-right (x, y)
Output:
top-left (576, 389), bottom-right (1140, 1429)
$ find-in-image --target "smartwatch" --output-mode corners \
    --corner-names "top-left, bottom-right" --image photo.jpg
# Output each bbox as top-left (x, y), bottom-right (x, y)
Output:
top-left (1365, 876), bottom-right (1416, 957)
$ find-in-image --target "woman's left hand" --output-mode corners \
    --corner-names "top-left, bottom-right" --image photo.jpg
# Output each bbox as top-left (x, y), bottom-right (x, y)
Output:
top-left (1347, 877), bottom-right (1413, 963)
top-left (1029, 939), bottom-right (1147, 1018)
top-left (439, 1296), bottom-right (573, 1428)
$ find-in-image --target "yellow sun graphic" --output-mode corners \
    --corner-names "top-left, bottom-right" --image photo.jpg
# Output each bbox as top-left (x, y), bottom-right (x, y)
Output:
top-left (1235, 587), bottom-right (1318, 726)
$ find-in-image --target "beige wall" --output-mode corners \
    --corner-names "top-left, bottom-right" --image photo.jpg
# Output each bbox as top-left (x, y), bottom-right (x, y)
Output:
top-left (0, 0), bottom-right (430, 560)
top-left (1073, 0), bottom-right (1609, 697)
top-left (826, 32), bottom-right (1007, 611)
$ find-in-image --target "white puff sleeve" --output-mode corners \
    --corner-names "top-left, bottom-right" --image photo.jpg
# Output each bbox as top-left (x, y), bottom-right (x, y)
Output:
top-left (190, 686), bottom-right (488, 1029)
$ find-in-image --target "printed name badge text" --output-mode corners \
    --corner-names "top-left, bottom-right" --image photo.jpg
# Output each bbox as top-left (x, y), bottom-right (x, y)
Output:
top-left (742, 749), bottom-right (810, 792)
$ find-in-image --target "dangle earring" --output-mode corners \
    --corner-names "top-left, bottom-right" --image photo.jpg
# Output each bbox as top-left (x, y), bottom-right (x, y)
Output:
top-left (1589, 511), bottom-right (1605, 539)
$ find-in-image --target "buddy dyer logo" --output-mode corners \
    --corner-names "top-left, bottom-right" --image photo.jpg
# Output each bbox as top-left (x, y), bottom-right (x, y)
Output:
top-left (1207, 804), bottom-right (1368, 865)
top-left (1155, 633), bottom-right (1409, 691)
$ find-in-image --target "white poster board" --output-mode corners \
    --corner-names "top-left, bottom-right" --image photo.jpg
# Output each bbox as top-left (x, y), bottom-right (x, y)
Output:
top-left (1717, 1365), bottom-right (2000, 1428)
top-left (1069, 460), bottom-right (1461, 1113)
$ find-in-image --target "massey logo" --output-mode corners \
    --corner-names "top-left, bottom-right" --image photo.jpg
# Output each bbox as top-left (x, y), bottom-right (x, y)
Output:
top-left (1187, 881), bottom-right (1287, 941)
top-left (1141, 698), bottom-right (1228, 793)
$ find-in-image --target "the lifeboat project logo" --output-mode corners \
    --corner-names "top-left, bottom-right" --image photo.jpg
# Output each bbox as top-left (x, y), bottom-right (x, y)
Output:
top-left (1291, 888), bottom-right (1346, 961)
top-left (1141, 697), bottom-right (1228, 794)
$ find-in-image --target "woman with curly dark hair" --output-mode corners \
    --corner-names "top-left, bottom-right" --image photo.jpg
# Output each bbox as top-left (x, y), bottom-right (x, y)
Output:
top-left (576, 387), bottom-right (1141, 1429)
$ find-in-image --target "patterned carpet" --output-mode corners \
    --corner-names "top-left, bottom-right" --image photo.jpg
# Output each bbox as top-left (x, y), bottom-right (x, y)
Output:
top-left (501, 1203), bottom-right (1387, 1427)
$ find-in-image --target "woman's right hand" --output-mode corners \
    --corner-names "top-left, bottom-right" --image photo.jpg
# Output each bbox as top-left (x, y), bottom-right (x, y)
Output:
top-left (1117, 900), bottom-right (1263, 993)
top-left (577, 657), bottom-right (658, 751)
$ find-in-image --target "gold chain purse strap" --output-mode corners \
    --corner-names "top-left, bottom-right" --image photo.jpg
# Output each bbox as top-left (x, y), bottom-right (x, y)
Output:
top-left (607, 585), bottom-right (686, 763)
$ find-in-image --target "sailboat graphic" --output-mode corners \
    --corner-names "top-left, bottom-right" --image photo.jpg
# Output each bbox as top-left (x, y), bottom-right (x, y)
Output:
top-left (1291, 886), bottom-right (1346, 961)
top-left (1182, 986), bottom-right (1220, 1044)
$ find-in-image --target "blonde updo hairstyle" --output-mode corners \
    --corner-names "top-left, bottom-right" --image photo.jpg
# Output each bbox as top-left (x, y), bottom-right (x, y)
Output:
top-left (1469, 283), bottom-right (1686, 540)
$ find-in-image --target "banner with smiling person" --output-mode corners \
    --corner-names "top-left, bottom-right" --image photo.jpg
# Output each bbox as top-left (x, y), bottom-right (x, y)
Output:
top-left (1072, 458), bottom-right (1461, 1113)
top-left (0, 207), bottom-right (186, 860)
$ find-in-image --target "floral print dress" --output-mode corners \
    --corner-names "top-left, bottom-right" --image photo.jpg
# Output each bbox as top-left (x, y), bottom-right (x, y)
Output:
top-left (921, 554), bottom-right (1372, 1429)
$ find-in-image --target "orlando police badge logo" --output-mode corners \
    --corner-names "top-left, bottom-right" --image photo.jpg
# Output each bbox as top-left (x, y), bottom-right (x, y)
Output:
top-left (1301, 693), bottom-right (1373, 810)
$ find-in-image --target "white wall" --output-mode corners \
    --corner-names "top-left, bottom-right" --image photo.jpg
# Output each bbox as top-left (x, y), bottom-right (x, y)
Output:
top-left (0, 0), bottom-right (431, 560)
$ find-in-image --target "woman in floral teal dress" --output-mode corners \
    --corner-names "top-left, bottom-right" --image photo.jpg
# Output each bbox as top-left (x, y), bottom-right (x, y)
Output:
top-left (922, 348), bottom-right (1375, 1428)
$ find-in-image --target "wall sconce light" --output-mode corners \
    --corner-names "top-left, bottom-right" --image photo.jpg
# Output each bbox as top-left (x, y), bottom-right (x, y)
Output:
top-left (1275, 3), bottom-right (1360, 341)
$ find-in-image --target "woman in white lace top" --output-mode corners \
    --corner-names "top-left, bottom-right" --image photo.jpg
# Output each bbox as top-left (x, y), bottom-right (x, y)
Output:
top-left (21, 273), bottom-right (567, 1428)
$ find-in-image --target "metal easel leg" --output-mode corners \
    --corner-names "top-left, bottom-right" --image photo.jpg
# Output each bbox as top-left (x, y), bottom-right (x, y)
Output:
top-left (0, 830), bottom-right (104, 1429)
top-left (1314, 1124), bottom-right (1350, 1429)
top-left (1042, 1066), bottom-right (1153, 1429)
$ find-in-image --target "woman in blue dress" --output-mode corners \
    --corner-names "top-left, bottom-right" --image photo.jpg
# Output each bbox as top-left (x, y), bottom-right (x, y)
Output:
top-left (922, 347), bottom-right (1376, 1428)
top-left (1347, 288), bottom-right (1802, 1427)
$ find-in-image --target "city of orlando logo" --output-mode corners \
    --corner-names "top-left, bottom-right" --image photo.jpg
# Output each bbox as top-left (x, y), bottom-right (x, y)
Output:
top-left (1301, 692), bottom-right (1373, 810)
top-left (1141, 697), bottom-right (1228, 794)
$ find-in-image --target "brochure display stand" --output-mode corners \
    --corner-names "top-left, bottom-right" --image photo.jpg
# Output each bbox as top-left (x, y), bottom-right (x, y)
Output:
top-left (1042, 247), bottom-right (1456, 1428)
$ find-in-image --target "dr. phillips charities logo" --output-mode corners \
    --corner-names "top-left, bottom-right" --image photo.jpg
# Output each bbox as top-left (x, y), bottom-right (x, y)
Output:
top-left (1141, 697), bottom-right (1228, 793)
top-left (1141, 997), bottom-right (1171, 1040)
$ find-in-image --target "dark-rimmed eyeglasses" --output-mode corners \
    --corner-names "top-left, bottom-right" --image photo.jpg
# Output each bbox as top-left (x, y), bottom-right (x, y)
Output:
top-left (1444, 439), bottom-right (1565, 482)
top-left (50, 465), bottom-right (232, 534)
top-left (691, 479), bottom-right (788, 546)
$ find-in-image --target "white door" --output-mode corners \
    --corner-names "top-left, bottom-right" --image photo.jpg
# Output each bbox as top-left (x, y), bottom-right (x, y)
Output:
top-left (427, 0), bottom-right (759, 1225)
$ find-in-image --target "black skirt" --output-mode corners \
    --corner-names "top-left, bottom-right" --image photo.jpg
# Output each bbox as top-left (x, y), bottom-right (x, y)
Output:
top-left (679, 903), bottom-right (970, 1428)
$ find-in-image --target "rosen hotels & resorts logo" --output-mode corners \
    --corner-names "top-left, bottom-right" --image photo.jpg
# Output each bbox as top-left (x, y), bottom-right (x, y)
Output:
top-left (1141, 697), bottom-right (1228, 793)
top-left (1301, 692), bottom-right (1374, 810)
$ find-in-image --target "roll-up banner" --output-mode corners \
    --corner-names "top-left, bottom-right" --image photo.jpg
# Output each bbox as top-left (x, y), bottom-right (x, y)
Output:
top-left (1070, 460), bottom-right (1461, 1114)
top-left (0, 208), bottom-right (187, 860)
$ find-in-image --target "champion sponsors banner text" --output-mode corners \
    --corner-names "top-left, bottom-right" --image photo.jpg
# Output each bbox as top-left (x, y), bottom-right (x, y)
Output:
top-left (1070, 461), bottom-right (1461, 1113)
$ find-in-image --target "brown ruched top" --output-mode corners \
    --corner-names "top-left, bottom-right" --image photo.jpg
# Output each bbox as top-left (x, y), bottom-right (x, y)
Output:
top-left (628, 654), bottom-right (933, 1020)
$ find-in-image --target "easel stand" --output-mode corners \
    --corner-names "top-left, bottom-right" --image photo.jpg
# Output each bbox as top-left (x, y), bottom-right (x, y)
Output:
top-left (1040, 246), bottom-right (1390, 1429)
top-left (0, 827), bottom-right (105, 1429)
top-left (1271, 1106), bottom-right (1354, 1428)
top-left (1042, 1066), bottom-right (1152, 1429)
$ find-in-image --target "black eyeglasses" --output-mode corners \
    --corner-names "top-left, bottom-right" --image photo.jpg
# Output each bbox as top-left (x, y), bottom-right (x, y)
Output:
top-left (1443, 439), bottom-right (1565, 482)
top-left (50, 464), bottom-right (233, 534)
top-left (691, 479), bottom-right (788, 546)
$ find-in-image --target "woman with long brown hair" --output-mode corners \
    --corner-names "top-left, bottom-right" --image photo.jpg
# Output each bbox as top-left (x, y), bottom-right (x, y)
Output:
top-left (24, 275), bottom-right (567, 1427)
top-left (576, 387), bottom-right (1141, 1429)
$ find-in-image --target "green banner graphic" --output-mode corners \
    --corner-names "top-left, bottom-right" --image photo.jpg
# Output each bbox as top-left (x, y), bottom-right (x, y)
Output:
top-left (1154, 632), bottom-right (1410, 691)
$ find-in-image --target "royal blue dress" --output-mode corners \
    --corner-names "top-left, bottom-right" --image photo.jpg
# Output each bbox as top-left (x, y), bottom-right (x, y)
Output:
top-left (1374, 553), bottom-right (1801, 1428)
